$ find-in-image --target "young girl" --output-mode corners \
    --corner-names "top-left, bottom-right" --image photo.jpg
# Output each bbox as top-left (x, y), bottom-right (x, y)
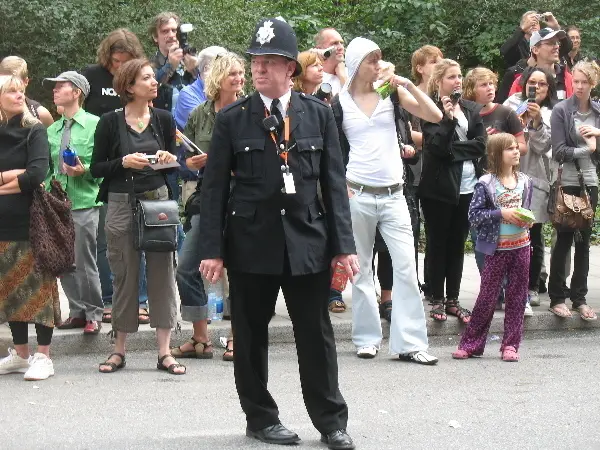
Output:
top-left (452, 133), bottom-right (533, 362)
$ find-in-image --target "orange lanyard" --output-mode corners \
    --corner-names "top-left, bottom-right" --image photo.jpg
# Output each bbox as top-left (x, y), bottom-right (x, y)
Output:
top-left (265, 106), bottom-right (290, 167)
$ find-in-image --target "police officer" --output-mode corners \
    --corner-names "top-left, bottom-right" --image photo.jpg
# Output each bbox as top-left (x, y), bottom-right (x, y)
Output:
top-left (199, 17), bottom-right (358, 450)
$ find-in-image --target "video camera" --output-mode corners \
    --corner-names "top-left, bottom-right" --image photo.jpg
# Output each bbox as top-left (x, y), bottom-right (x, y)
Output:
top-left (177, 23), bottom-right (197, 56)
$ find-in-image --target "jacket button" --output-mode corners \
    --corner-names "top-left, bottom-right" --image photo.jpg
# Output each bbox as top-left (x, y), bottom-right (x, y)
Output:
top-left (311, 145), bottom-right (315, 150)
top-left (244, 147), bottom-right (249, 151)
top-left (281, 209), bottom-right (286, 216)
top-left (232, 211), bottom-right (236, 215)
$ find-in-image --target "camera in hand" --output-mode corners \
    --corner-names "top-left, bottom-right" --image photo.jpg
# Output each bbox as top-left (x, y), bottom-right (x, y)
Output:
top-left (450, 90), bottom-right (462, 105)
top-left (315, 83), bottom-right (332, 102)
top-left (177, 23), bottom-right (197, 56)
top-left (527, 85), bottom-right (537, 103)
top-left (312, 46), bottom-right (336, 59)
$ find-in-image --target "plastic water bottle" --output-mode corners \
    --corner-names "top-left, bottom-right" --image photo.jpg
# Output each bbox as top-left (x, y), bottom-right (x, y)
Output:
top-left (62, 147), bottom-right (77, 167)
top-left (206, 278), bottom-right (224, 321)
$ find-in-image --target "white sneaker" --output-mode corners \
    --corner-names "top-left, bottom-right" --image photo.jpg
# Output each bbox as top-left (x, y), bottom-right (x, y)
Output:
top-left (524, 303), bottom-right (534, 317)
top-left (356, 345), bottom-right (378, 359)
top-left (24, 353), bottom-right (54, 381)
top-left (0, 348), bottom-right (30, 374)
top-left (529, 290), bottom-right (540, 306)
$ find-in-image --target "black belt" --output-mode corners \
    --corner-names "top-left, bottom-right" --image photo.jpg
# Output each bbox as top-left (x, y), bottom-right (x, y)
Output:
top-left (346, 180), bottom-right (402, 195)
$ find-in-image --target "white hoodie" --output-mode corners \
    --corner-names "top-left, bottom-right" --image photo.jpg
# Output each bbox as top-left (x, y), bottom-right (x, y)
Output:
top-left (340, 37), bottom-right (403, 187)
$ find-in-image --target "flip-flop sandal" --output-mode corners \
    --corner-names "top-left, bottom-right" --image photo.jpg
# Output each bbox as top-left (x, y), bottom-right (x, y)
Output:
top-left (548, 305), bottom-right (572, 318)
top-left (157, 354), bottom-right (186, 375)
top-left (572, 305), bottom-right (597, 321)
top-left (223, 339), bottom-right (234, 362)
top-left (328, 299), bottom-right (346, 313)
top-left (171, 337), bottom-right (213, 359)
top-left (99, 353), bottom-right (126, 373)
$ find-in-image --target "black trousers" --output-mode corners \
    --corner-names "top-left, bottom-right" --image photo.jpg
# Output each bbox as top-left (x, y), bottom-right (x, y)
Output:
top-left (8, 322), bottom-right (53, 346)
top-left (529, 223), bottom-right (545, 291)
top-left (228, 265), bottom-right (348, 434)
top-left (549, 185), bottom-right (598, 307)
top-left (421, 194), bottom-right (472, 301)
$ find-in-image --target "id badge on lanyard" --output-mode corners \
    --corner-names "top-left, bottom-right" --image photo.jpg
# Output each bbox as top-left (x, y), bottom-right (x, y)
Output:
top-left (267, 111), bottom-right (296, 194)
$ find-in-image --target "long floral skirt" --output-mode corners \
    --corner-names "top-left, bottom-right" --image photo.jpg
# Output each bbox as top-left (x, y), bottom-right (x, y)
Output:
top-left (0, 241), bottom-right (61, 327)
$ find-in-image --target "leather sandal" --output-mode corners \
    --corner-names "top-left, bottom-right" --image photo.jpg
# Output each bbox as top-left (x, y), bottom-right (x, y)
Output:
top-left (102, 309), bottom-right (112, 324)
top-left (157, 354), bottom-right (186, 375)
top-left (138, 308), bottom-right (150, 325)
top-left (223, 338), bottom-right (234, 362)
top-left (328, 299), bottom-right (346, 313)
top-left (170, 337), bottom-right (213, 359)
top-left (445, 299), bottom-right (471, 324)
top-left (99, 353), bottom-right (126, 373)
top-left (430, 300), bottom-right (447, 321)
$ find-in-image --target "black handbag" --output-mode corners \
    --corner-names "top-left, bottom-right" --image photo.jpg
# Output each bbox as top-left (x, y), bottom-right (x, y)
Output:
top-left (117, 109), bottom-right (179, 252)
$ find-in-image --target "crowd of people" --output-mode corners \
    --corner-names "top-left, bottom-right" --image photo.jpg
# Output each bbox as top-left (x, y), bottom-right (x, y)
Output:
top-left (0, 9), bottom-right (599, 450)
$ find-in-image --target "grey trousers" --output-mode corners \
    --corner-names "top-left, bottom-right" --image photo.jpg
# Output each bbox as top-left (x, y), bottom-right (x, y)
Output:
top-left (61, 207), bottom-right (104, 322)
top-left (106, 190), bottom-right (177, 333)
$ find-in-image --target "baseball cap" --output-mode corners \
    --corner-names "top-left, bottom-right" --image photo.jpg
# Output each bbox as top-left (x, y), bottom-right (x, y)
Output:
top-left (530, 28), bottom-right (566, 50)
top-left (44, 71), bottom-right (90, 98)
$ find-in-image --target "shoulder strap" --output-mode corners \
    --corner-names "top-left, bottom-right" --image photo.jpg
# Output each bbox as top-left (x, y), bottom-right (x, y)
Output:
top-left (330, 94), bottom-right (350, 168)
top-left (572, 159), bottom-right (589, 198)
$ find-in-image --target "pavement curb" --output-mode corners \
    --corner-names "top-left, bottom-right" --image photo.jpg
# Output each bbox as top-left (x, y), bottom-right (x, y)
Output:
top-left (2, 311), bottom-right (598, 357)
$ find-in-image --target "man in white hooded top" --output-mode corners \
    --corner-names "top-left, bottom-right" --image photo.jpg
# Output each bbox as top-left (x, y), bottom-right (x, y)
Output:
top-left (339, 37), bottom-right (442, 363)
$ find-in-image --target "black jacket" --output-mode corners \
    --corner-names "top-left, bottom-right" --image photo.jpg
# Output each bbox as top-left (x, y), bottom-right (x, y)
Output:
top-left (418, 99), bottom-right (487, 205)
top-left (90, 107), bottom-right (177, 203)
top-left (198, 91), bottom-right (356, 276)
top-left (496, 58), bottom-right (530, 104)
top-left (500, 26), bottom-right (573, 68)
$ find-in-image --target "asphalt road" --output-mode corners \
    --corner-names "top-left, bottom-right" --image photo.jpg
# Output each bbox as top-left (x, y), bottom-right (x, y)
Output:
top-left (1, 330), bottom-right (599, 450)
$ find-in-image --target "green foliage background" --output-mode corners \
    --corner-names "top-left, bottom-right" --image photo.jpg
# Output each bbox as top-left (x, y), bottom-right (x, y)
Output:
top-left (1, 0), bottom-right (598, 107)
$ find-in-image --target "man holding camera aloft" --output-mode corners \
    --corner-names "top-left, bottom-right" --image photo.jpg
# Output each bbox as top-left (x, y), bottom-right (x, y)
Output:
top-left (199, 17), bottom-right (358, 450)
top-left (314, 28), bottom-right (347, 97)
top-left (149, 12), bottom-right (198, 113)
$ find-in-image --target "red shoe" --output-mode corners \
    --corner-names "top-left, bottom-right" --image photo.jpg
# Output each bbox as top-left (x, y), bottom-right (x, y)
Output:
top-left (57, 317), bottom-right (87, 329)
top-left (83, 320), bottom-right (101, 335)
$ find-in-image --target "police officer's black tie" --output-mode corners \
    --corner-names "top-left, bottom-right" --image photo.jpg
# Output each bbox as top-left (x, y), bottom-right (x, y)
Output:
top-left (270, 98), bottom-right (284, 136)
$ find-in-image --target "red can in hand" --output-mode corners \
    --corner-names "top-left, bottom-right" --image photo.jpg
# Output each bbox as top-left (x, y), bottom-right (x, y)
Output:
top-left (331, 262), bottom-right (349, 292)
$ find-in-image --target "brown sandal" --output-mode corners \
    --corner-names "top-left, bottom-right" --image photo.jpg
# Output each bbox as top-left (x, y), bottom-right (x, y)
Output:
top-left (170, 337), bottom-right (213, 359)
top-left (223, 338), bottom-right (234, 362)
top-left (445, 299), bottom-right (471, 324)
top-left (138, 308), bottom-right (150, 325)
top-left (157, 354), bottom-right (186, 375)
top-left (99, 353), bottom-right (126, 373)
top-left (328, 299), bottom-right (346, 313)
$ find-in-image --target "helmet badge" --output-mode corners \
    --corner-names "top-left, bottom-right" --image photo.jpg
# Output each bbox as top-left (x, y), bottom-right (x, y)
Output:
top-left (256, 20), bottom-right (276, 46)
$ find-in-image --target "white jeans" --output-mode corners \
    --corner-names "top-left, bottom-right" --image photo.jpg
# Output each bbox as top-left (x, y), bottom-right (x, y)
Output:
top-left (349, 186), bottom-right (429, 354)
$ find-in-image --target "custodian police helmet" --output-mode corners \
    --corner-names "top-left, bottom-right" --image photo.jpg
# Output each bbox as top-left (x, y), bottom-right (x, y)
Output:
top-left (246, 17), bottom-right (302, 76)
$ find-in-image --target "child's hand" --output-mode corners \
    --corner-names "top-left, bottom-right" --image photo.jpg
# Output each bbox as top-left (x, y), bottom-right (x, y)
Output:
top-left (501, 208), bottom-right (522, 226)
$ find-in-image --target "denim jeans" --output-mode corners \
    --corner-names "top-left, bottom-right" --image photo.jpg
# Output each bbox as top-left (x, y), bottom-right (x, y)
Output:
top-left (176, 214), bottom-right (208, 321)
top-left (348, 186), bottom-right (428, 354)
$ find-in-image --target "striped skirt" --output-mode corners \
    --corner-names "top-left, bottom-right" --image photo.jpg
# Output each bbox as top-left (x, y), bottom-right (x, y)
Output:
top-left (0, 241), bottom-right (60, 327)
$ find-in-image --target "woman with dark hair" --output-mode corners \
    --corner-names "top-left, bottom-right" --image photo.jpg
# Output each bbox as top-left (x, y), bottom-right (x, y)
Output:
top-left (548, 61), bottom-right (600, 320)
top-left (504, 66), bottom-right (557, 314)
top-left (0, 75), bottom-right (57, 381)
top-left (419, 59), bottom-right (487, 323)
top-left (91, 59), bottom-right (184, 374)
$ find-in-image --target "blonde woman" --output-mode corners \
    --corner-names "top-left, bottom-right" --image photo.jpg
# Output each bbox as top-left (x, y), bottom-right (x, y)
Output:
top-left (419, 59), bottom-right (487, 323)
top-left (0, 57), bottom-right (54, 127)
top-left (293, 51), bottom-right (324, 95)
top-left (0, 75), bottom-right (58, 381)
top-left (549, 61), bottom-right (600, 320)
top-left (172, 52), bottom-right (245, 362)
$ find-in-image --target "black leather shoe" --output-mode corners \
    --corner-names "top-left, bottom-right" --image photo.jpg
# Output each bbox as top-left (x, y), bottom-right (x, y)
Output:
top-left (320, 430), bottom-right (355, 449)
top-left (246, 424), bottom-right (300, 445)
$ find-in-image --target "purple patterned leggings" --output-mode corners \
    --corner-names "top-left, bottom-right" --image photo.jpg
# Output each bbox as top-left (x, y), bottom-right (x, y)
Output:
top-left (459, 245), bottom-right (530, 355)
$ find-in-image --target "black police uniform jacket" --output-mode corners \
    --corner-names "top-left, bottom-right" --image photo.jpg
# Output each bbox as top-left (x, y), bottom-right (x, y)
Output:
top-left (198, 91), bottom-right (356, 276)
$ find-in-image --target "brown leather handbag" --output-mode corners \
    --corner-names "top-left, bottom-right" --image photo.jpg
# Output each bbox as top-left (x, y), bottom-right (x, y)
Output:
top-left (29, 130), bottom-right (75, 276)
top-left (549, 160), bottom-right (594, 231)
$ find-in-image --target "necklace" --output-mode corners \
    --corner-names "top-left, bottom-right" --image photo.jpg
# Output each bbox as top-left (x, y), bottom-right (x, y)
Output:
top-left (137, 115), bottom-right (147, 129)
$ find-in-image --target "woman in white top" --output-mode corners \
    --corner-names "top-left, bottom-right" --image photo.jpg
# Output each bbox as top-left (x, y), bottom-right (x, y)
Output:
top-left (419, 59), bottom-right (487, 323)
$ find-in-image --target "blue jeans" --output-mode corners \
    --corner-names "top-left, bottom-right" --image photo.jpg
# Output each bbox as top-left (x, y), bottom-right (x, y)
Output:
top-left (176, 214), bottom-right (208, 321)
